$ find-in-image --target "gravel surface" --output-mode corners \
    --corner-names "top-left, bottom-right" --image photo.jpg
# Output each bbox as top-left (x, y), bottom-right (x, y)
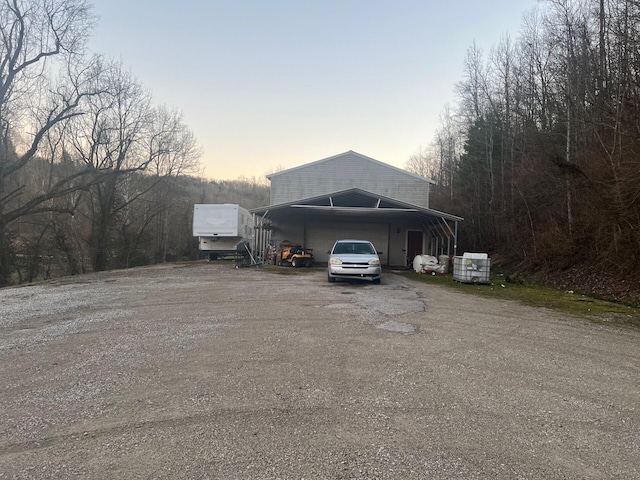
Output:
top-left (0, 263), bottom-right (638, 479)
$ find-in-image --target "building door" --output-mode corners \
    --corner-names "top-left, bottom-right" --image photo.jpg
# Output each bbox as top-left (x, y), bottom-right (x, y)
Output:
top-left (406, 230), bottom-right (423, 264)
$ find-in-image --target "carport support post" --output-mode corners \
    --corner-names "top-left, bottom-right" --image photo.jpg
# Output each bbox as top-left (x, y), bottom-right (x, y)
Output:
top-left (454, 221), bottom-right (458, 257)
top-left (252, 214), bottom-right (259, 263)
top-left (252, 211), bottom-right (271, 264)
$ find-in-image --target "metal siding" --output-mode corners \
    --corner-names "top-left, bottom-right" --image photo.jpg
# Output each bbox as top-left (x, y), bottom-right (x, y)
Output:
top-left (388, 224), bottom-right (407, 266)
top-left (271, 224), bottom-right (305, 250)
top-left (305, 221), bottom-right (389, 265)
top-left (270, 153), bottom-right (430, 207)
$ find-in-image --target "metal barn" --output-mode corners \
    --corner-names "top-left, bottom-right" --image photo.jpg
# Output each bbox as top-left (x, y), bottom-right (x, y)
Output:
top-left (250, 151), bottom-right (462, 267)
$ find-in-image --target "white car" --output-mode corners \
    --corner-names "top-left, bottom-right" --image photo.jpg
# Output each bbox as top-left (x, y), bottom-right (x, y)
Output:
top-left (327, 239), bottom-right (382, 284)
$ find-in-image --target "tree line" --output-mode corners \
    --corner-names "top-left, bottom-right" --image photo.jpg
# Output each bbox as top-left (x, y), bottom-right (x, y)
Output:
top-left (0, 0), bottom-right (268, 286)
top-left (8, 0), bottom-right (639, 303)
top-left (409, 0), bottom-right (640, 301)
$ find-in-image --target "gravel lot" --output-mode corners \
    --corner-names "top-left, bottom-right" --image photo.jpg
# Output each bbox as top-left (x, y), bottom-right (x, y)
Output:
top-left (0, 262), bottom-right (638, 479)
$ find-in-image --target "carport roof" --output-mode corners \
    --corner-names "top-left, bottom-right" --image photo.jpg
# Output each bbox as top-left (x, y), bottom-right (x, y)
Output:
top-left (249, 188), bottom-right (463, 224)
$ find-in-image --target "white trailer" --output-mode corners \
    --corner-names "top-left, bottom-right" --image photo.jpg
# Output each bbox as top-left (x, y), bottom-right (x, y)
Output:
top-left (193, 204), bottom-right (253, 260)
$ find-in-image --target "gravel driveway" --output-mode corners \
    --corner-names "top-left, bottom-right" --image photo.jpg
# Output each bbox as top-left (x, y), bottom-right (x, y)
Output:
top-left (0, 263), bottom-right (638, 479)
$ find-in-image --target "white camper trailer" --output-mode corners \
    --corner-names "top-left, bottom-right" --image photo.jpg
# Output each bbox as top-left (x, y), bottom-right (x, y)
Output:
top-left (193, 204), bottom-right (253, 260)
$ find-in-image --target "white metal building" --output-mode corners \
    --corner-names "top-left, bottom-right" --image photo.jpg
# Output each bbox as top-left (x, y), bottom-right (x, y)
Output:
top-left (250, 151), bottom-right (463, 266)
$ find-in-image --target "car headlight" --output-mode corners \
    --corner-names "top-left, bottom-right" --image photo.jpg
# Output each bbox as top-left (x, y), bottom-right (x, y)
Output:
top-left (368, 258), bottom-right (380, 266)
top-left (329, 258), bottom-right (342, 265)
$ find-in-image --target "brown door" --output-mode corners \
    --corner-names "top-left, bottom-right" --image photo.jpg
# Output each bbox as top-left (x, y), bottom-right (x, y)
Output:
top-left (407, 231), bottom-right (423, 264)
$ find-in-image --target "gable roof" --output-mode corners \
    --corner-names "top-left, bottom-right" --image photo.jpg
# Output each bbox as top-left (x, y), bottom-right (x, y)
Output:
top-left (266, 150), bottom-right (436, 185)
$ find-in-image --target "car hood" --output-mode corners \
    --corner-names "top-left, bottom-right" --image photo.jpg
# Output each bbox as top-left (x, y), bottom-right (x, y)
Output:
top-left (332, 254), bottom-right (378, 264)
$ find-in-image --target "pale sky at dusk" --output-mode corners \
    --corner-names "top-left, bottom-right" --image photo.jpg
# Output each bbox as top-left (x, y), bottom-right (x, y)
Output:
top-left (88, 0), bottom-right (539, 181)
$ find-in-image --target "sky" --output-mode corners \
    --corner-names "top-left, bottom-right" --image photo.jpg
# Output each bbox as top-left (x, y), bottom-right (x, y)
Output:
top-left (87, 0), bottom-right (540, 181)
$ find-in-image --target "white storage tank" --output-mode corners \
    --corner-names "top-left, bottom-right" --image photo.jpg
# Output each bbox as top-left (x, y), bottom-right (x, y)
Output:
top-left (412, 255), bottom-right (446, 275)
top-left (453, 253), bottom-right (491, 284)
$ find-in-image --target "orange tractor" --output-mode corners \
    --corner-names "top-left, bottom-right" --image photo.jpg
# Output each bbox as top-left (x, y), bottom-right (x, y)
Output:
top-left (275, 241), bottom-right (314, 267)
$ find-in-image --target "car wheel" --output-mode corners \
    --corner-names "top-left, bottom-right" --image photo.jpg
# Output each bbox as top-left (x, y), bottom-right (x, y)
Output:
top-left (327, 274), bottom-right (336, 283)
top-left (373, 278), bottom-right (381, 284)
top-left (292, 258), bottom-right (299, 267)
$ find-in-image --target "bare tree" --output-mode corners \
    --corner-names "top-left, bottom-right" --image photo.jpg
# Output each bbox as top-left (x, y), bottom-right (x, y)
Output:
top-left (63, 61), bottom-right (201, 271)
top-left (436, 105), bottom-right (462, 200)
top-left (456, 42), bottom-right (488, 125)
top-left (405, 145), bottom-right (434, 179)
top-left (144, 106), bottom-right (201, 263)
top-left (0, 0), bottom-right (96, 284)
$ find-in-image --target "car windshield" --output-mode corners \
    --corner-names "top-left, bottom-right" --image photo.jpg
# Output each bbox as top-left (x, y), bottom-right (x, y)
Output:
top-left (333, 242), bottom-right (375, 255)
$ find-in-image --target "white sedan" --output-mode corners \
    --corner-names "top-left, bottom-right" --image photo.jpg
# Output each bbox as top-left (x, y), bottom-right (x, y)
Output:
top-left (327, 239), bottom-right (382, 284)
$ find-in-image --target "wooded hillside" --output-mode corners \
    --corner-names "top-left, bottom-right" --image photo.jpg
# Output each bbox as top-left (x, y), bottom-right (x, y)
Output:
top-left (0, 0), bottom-right (269, 286)
top-left (409, 0), bottom-right (640, 304)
